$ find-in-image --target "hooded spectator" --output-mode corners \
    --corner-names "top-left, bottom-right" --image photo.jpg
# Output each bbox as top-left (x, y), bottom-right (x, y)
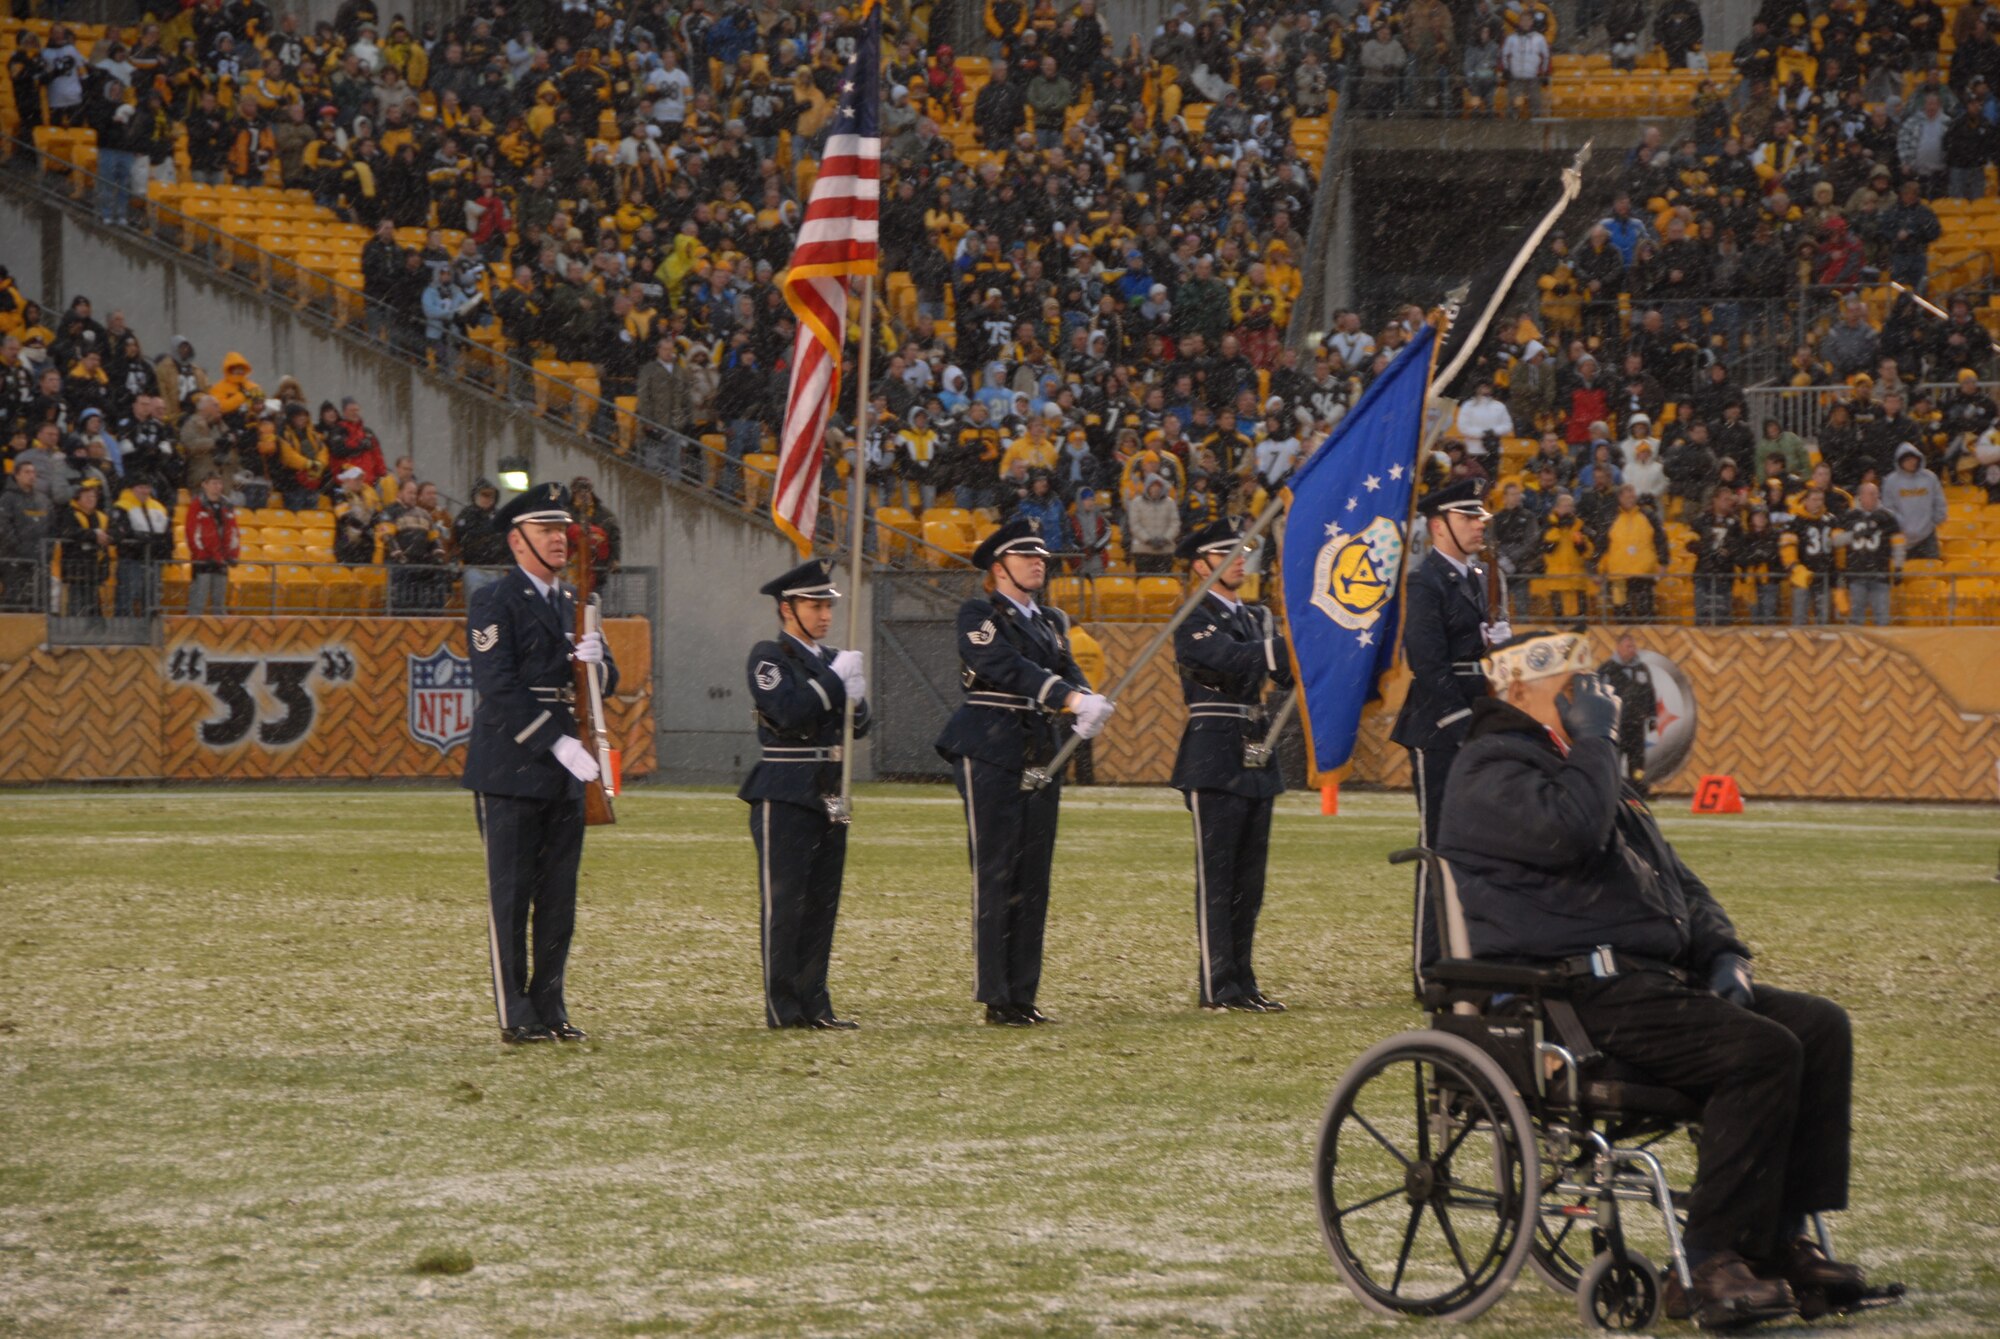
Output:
top-left (1881, 442), bottom-right (1948, 557)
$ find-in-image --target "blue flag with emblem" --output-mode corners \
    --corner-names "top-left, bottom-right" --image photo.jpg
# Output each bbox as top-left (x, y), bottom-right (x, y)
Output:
top-left (1281, 321), bottom-right (1436, 777)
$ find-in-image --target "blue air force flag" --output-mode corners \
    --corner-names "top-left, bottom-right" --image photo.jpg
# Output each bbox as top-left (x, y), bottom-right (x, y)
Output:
top-left (1281, 322), bottom-right (1435, 776)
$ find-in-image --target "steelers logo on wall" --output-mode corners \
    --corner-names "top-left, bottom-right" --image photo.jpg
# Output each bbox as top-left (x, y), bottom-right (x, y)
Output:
top-left (1311, 516), bottom-right (1403, 633)
top-left (1636, 648), bottom-right (1698, 783)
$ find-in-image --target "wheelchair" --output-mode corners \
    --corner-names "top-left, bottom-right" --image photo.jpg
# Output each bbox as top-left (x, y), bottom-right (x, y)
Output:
top-left (1312, 848), bottom-right (1897, 1330)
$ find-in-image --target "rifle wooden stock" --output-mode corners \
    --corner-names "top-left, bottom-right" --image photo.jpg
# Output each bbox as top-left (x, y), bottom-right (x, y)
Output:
top-left (572, 545), bottom-right (616, 827)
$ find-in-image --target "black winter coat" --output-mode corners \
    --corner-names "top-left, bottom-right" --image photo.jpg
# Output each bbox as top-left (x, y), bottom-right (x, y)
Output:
top-left (1436, 698), bottom-right (1750, 969)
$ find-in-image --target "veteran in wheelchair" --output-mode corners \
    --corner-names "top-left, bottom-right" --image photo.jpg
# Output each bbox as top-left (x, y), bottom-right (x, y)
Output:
top-left (1313, 630), bottom-right (1903, 1330)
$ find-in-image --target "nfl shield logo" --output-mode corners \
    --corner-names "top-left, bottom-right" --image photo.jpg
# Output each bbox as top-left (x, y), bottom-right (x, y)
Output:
top-left (407, 647), bottom-right (475, 753)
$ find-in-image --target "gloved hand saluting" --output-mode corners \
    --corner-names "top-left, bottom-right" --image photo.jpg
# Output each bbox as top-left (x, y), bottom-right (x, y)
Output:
top-left (1557, 672), bottom-right (1622, 744)
top-left (571, 630), bottom-right (606, 664)
top-left (552, 734), bottom-right (601, 783)
top-left (830, 649), bottom-right (867, 701)
top-left (1708, 952), bottom-right (1754, 1007)
top-left (1070, 692), bottom-right (1116, 739)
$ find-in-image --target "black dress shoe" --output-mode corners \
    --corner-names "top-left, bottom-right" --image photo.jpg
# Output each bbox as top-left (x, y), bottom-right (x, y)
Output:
top-left (810, 1016), bottom-right (860, 1030)
top-left (1019, 1005), bottom-right (1056, 1024)
top-left (985, 1004), bottom-right (1033, 1026)
top-left (549, 1022), bottom-right (588, 1042)
top-left (1202, 997), bottom-right (1267, 1012)
top-left (501, 1025), bottom-right (557, 1044)
top-left (1249, 992), bottom-right (1287, 1013)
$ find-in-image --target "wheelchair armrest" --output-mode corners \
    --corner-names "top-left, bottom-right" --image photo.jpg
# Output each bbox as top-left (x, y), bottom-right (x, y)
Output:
top-left (1427, 958), bottom-right (1571, 990)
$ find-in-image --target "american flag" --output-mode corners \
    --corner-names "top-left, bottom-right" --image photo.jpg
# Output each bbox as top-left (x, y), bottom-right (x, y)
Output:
top-left (772, 0), bottom-right (881, 555)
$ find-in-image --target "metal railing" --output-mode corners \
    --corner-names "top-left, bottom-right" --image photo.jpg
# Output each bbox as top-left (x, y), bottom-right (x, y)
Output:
top-left (861, 548), bottom-right (2000, 625)
top-left (1501, 566), bottom-right (2000, 626)
top-left (1, 133), bottom-right (972, 570)
top-left (1345, 71), bottom-right (1729, 120)
top-left (1741, 380), bottom-right (2000, 441)
top-left (18, 545), bottom-right (658, 624)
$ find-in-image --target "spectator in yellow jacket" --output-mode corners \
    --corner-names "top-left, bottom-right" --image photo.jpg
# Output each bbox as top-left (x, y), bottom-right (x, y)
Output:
top-left (209, 351), bottom-right (263, 418)
top-left (1539, 492), bottom-right (1595, 617)
top-left (275, 403), bottom-right (329, 509)
top-left (1601, 485), bottom-right (1669, 619)
top-left (998, 417), bottom-right (1059, 476)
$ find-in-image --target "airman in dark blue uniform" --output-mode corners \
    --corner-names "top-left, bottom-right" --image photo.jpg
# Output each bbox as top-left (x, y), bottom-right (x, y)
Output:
top-left (462, 482), bottom-right (620, 1044)
top-left (740, 557), bottom-right (871, 1030)
top-left (1170, 519), bottom-right (1294, 1013)
top-left (1388, 477), bottom-right (1506, 990)
top-left (936, 518), bottom-right (1114, 1026)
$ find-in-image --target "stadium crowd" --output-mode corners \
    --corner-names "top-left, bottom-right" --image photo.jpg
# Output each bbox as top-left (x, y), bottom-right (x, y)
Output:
top-left (2, 0), bottom-right (1998, 629)
top-left (0, 285), bottom-right (634, 615)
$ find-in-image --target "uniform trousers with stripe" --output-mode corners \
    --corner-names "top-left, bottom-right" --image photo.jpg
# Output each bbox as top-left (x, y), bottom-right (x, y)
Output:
top-left (748, 799), bottom-right (848, 1028)
top-left (473, 792), bottom-right (584, 1031)
top-left (954, 755), bottom-right (1061, 1007)
top-left (1186, 790), bottom-right (1273, 1005)
top-left (1409, 743), bottom-right (1457, 993)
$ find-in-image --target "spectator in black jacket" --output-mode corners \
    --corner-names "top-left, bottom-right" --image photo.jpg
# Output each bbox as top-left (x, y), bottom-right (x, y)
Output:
top-left (54, 478), bottom-right (113, 619)
top-left (184, 89), bottom-right (232, 186)
top-left (973, 58), bottom-right (1027, 148)
top-left (359, 219), bottom-right (405, 343)
top-left (1688, 487), bottom-right (1744, 624)
top-left (715, 343), bottom-right (771, 501)
top-left (454, 477), bottom-right (508, 598)
top-left (1490, 482), bottom-right (1544, 614)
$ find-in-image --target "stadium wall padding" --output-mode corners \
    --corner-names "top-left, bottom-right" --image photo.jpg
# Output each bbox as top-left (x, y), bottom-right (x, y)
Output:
top-left (3, 192), bottom-right (849, 783)
top-left (0, 614), bottom-right (653, 784)
top-left (1084, 624), bottom-right (2000, 804)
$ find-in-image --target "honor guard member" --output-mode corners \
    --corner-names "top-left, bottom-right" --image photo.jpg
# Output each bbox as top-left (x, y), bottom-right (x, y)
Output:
top-left (462, 482), bottom-right (618, 1044)
top-left (1390, 478), bottom-right (1509, 989)
top-left (1171, 519), bottom-right (1294, 1012)
top-left (740, 557), bottom-right (870, 1031)
top-left (937, 518), bottom-right (1115, 1026)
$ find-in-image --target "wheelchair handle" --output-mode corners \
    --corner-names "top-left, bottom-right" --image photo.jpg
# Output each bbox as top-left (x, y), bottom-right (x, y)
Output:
top-left (1389, 846), bottom-right (1438, 870)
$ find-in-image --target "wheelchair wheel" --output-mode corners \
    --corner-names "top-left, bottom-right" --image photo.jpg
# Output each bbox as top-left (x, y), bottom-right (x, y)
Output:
top-left (1575, 1249), bottom-right (1664, 1331)
top-left (1314, 1030), bottom-right (1540, 1321)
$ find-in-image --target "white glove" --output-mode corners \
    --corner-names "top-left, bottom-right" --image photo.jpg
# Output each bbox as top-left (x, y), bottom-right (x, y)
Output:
top-left (1071, 692), bottom-right (1116, 739)
top-left (830, 649), bottom-right (866, 700)
top-left (1482, 619), bottom-right (1513, 647)
top-left (571, 630), bottom-right (605, 664)
top-left (551, 734), bottom-right (601, 782)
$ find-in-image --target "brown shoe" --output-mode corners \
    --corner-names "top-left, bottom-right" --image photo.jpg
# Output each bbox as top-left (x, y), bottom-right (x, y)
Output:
top-left (1662, 1265), bottom-right (1691, 1321)
top-left (1689, 1251), bottom-right (1796, 1329)
top-left (1776, 1235), bottom-right (1867, 1297)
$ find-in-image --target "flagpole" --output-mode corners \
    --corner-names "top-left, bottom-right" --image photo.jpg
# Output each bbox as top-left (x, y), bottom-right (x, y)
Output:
top-left (835, 277), bottom-right (876, 821)
top-left (1427, 141), bottom-right (1591, 397)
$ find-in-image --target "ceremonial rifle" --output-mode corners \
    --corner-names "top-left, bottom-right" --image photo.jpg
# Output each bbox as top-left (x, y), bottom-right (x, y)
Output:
top-left (572, 536), bottom-right (617, 826)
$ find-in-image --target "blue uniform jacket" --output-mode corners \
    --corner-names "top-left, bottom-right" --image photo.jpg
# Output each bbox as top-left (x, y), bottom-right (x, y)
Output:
top-left (1171, 591), bottom-right (1292, 797)
top-left (461, 566), bottom-right (620, 800)
top-left (1389, 549), bottom-right (1492, 752)
top-left (738, 633), bottom-right (872, 810)
top-left (934, 593), bottom-right (1090, 772)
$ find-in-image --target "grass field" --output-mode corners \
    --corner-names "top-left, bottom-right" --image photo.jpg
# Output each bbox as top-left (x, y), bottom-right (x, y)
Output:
top-left (1, 784), bottom-right (1997, 1338)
